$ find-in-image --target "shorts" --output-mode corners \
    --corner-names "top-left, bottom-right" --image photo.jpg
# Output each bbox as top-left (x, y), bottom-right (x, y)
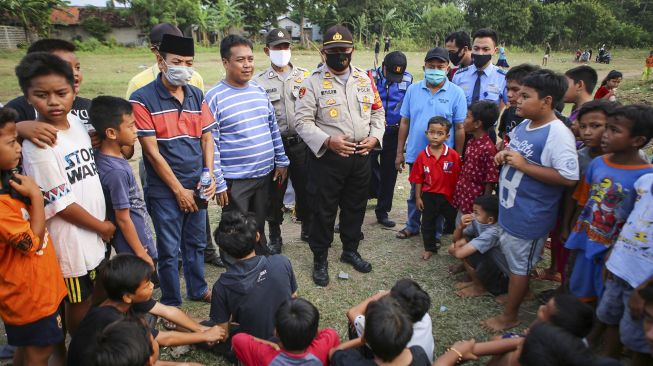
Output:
top-left (596, 275), bottom-right (650, 354)
top-left (568, 249), bottom-right (604, 301)
top-left (64, 265), bottom-right (100, 304)
top-left (467, 249), bottom-right (510, 295)
top-left (5, 309), bottom-right (64, 347)
top-left (544, 54), bottom-right (550, 58)
top-left (499, 231), bottom-right (546, 276)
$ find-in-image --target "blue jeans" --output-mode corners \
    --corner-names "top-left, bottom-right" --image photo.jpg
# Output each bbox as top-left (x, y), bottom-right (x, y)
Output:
top-left (149, 197), bottom-right (208, 306)
top-left (406, 164), bottom-right (443, 239)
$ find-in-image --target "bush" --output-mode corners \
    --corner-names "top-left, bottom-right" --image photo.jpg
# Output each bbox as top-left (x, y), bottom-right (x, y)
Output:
top-left (80, 16), bottom-right (112, 41)
top-left (73, 37), bottom-right (106, 52)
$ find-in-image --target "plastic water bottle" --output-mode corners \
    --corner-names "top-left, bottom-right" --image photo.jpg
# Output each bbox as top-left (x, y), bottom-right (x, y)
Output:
top-left (198, 168), bottom-right (212, 200)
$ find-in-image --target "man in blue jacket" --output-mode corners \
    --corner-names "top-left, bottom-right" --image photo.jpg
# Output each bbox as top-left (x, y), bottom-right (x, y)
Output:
top-left (369, 51), bottom-right (412, 227)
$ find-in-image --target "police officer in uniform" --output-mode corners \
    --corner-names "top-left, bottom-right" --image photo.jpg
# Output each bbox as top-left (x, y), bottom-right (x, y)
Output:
top-left (369, 51), bottom-right (412, 228)
top-left (254, 28), bottom-right (311, 254)
top-left (295, 25), bottom-right (385, 286)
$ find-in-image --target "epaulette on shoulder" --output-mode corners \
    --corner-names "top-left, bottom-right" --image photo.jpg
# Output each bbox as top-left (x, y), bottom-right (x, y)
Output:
top-left (456, 66), bottom-right (470, 74)
top-left (497, 68), bottom-right (507, 75)
top-left (403, 73), bottom-right (413, 83)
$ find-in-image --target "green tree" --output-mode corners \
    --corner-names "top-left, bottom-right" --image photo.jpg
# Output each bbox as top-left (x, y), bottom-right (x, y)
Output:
top-left (419, 3), bottom-right (465, 45)
top-left (465, 0), bottom-right (532, 45)
top-left (80, 16), bottom-right (112, 41)
top-left (0, 0), bottom-right (69, 41)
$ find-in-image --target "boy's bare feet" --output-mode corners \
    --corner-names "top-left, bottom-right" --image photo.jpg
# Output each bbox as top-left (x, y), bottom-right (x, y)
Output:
top-left (480, 314), bottom-right (521, 332)
top-left (421, 251), bottom-right (434, 260)
top-left (455, 281), bottom-right (473, 290)
top-left (456, 285), bottom-right (488, 298)
top-left (448, 263), bottom-right (465, 274)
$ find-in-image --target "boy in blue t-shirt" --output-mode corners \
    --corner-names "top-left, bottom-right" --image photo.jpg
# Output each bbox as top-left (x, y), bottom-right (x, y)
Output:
top-left (566, 105), bottom-right (653, 306)
top-left (90, 96), bottom-right (157, 268)
top-left (486, 69), bottom-right (579, 331)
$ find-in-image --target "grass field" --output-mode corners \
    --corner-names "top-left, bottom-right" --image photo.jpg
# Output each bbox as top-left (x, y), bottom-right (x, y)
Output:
top-left (0, 47), bottom-right (651, 365)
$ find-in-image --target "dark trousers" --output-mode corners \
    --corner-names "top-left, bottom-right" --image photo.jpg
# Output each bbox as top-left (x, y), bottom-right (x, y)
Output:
top-left (222, 176), bottom-right (271, 258)
top-left (370, 128), bottom-right (399, 220)
top-left (307, 151), bottom-right (370, 254)
top-left (421, 192), bottom-right (456, 252)
top-left (267, 138), bottom-right (311, 233)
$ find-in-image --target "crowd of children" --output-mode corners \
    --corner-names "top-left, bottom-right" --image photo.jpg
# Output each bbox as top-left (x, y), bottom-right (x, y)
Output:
top-left (1, 36), bottom-right (653, 366)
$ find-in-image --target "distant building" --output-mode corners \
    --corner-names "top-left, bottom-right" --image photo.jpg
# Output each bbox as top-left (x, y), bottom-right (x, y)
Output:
top-left (50, 6), bottom-right (144, 46)
top-left (269, 16), bottom-right (322, 42)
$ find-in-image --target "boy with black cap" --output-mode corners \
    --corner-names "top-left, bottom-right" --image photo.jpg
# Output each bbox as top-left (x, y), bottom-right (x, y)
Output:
top-left (369, 51), bottom-right (413, 228)
top-left (394, 47), bottom-right (467, 241)
top-left (130, 34), bottom-right (222, 308)
top-left (253, 28), bottom-right (311, 253)
top-left (295, 25), bottom-right (385, 286)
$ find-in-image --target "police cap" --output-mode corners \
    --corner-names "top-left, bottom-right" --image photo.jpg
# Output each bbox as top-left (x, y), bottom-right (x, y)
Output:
top-left (383, 51), bottom-right (407, 83)
top-left (266, 28), bottom-right (292, 47)
top-left (323, 25), bottom-right (354, 50)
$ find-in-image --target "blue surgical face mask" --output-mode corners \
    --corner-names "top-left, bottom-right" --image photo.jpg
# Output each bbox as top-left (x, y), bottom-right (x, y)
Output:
top-left (424, 68), bottom-right (446, 86)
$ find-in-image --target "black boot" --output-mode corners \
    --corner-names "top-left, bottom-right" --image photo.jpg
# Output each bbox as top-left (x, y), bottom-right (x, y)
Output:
top-left (340, 251), bottom-right (372, 273)
top-left (267, 222), bottom-right (282, 254)
top-left (300, 222), bottom-right (310, 242)
top-left (312, 252), bottom-right (329, 286)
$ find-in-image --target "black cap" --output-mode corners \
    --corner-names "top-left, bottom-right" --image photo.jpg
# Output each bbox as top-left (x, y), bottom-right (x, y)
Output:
top-left (424, 47), bottom-right (449, 62)
top-left (158, 34), bottom-right (194, 57)
top-left (266, 28), bottom-right (292, 47)
top-left (149, 23), bottom-right (182, 46)
top-left (383, 51), bottom-right (407, 83)
top-left (323, 25), bottom-right (354, 50)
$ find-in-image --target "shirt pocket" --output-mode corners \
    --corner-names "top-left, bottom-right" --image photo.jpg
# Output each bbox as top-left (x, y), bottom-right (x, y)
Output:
top-left (318, 97), bottom-right (342, 125)
top-left (357, 93), bottom-right (373, 119)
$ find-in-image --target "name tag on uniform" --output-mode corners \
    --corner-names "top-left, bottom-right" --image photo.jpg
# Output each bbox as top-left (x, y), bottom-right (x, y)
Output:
top-left (398, 82), bottom-right (408, 90)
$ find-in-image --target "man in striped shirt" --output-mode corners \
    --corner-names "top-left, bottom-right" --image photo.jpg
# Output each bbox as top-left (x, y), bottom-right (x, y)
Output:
top-left (206, 35), bottom-right (289, 259)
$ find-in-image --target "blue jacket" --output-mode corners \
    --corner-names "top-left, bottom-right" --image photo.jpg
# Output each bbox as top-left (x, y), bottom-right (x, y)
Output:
top-left (370, 67), bottom-right (412, 128)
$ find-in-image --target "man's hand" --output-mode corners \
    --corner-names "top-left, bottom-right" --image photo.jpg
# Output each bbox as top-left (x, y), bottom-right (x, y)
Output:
top-left (355, 137), bottom-right (379, 156)
top-left (198, 176), bottom-right (216, 201)
top-left (503, 151), bottom-right (528, 171)
top-left (328, 135), bottom-right (357, 157)
top-left (8, 173), bottom-right (43, 201)
top-left (416, 196), bottom-right (424, 211)
top-left (460, 214), bottom-right (473, 228)
top-left (395, 152), bottom-right (405, 172)
top-left (99, 221), bottom-right (116, 242)
top-left (273, 167), bottom-right (288, 185)
top-left (216, 190), bottom-right (229, 207)
top-left (16, 121), bottom-right (58, 148)
top-left (175, 188), bottom-right (199, 213)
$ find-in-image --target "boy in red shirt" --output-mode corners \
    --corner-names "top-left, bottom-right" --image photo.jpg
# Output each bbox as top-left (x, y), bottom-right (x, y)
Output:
top-left (410, 117), bottom-right (461, 260)
top-left (0, 107), bottom-right (67, 366)
top-left (232, 298), bottom-right (339, 365)
top-left (453, 101), bottom-right (499, 217)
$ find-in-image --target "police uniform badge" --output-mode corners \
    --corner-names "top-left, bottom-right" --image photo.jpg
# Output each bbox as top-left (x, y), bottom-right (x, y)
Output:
top-left (323, 80), bottom-right (333, 89)
top-left (329, 108), bottom-right (338, 118)
top-left (295, 77), bottom-right (303, 83)
top-left (395, 66), bottom-right (401, 73)
top-left (326, 98), bottom-right (336, 105)
top-left (333, 32), bottom-right (342, 41)
top-left (278, 31), bottom-right (284, 37)
top-left (299, 87), bottom-right (307, 99)
top-left (363, 95), bottom-right (370, 103)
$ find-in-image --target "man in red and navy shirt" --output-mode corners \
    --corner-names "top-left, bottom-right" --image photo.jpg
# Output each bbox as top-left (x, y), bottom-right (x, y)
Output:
top-left (130, 34), bottom-right (219, 307)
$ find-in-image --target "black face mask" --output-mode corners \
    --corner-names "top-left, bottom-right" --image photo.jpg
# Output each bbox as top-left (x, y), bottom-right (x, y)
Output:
top-left (325, 52), bottom-right (351, 72)
top-left (449, 48), bottom-right (463, 66)
top-left (472, 53), bottom-right (492, 69)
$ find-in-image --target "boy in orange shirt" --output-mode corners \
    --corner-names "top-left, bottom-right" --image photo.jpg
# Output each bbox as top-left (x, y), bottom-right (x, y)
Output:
top-left (643, 51), bottom-right (653, 81)
top-left (0, 107), bottom-right (67, 366)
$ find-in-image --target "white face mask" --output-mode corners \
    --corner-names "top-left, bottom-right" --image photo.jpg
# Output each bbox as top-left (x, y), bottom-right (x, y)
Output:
top-left (163, 60), bottom-right (193, 86)
top-left (269, 49), bottom-right (291, 68)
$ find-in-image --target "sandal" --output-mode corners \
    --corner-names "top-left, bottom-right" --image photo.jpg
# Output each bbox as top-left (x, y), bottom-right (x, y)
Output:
top-left (161, 318), bottom-right (177, 330)
top-left (396, 228), bottom-right (418, 239)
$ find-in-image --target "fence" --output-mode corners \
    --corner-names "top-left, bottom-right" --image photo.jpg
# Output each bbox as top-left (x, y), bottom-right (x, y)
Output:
top-left (0, 25), bottom-right (28, 49)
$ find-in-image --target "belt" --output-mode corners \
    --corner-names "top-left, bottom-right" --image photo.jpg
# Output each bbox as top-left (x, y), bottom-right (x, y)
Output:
top-left (282, 135), bottom-right (303, 145)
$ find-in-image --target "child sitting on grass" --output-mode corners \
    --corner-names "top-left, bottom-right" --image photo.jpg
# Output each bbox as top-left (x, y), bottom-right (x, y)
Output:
top-left (448, 194), bottom-right (507, 298)
top-left (409, 117), bottom-right (461, 260)
top-left (232, 298), bottom-right (339, 365)
top-left (208, 210), bottom-right (298, 357)
top-left (330, 297), bottom-right (431, 366)
top-left (67, 254), bottom-right (225, 366)
top-left (0, 107), bottom-right (67, 366)
top-left (347, 279), bottom-right (434, 362)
